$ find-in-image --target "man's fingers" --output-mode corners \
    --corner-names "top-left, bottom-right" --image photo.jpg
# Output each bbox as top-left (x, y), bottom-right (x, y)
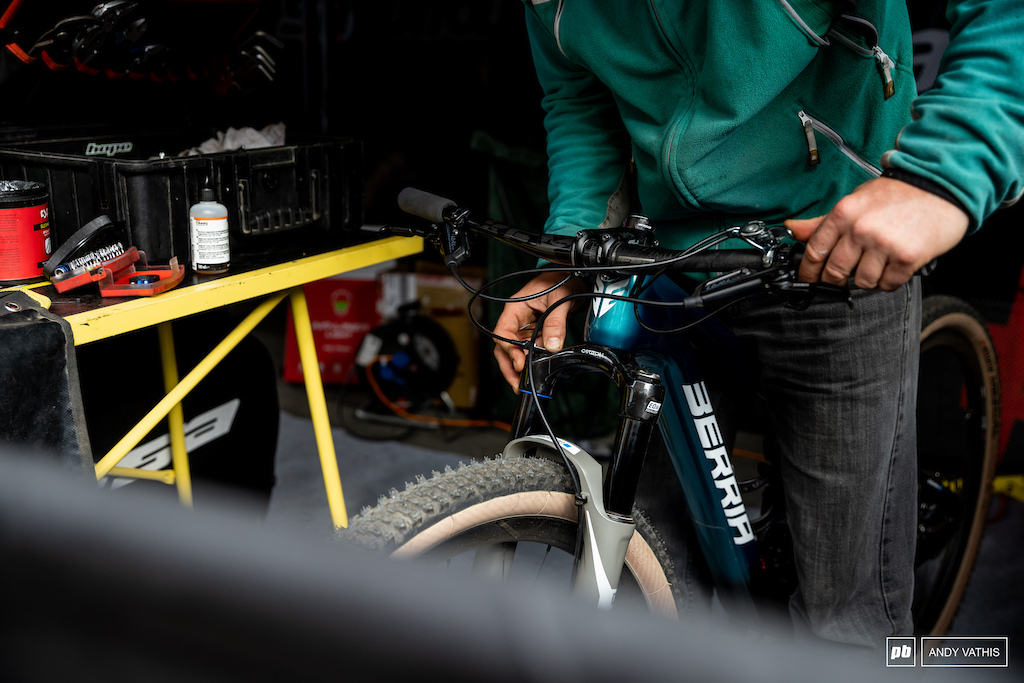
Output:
top-left (784, 216), bottom-right (824, 242)
top-left (489, 272), bottom-right (584, 391)
top-left (493, 344), bottom-right (524, 391)
top-left (788, 178), bottom-right (969, 289)
top-left (851, 250), bottom-right (886, 290)
top-left (877, 261), bottom-right (917, 293)
top-left (541, 304), bottom-right (571, 352)
top-left (817, 235), bottom-right (864, 286)
top-left (790, 215), bottom-right (841, 283)
top-left (491, 296), bottom-right (533, 391)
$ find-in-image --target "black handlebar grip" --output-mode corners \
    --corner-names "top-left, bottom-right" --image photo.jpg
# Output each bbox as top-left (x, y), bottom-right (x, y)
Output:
top-left (398, 187), bottom-right (458, 223)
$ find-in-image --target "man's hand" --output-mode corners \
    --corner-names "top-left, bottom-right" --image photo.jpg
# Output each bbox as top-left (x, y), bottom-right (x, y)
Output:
top-left (786, 176), bottom-right (969, 291)
top-left (492, 271), bottom-right (585, 391)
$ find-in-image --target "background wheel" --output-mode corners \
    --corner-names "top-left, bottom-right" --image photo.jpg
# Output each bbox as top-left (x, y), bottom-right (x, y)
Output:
top-left (914, 295), bottom-right (1000, 635)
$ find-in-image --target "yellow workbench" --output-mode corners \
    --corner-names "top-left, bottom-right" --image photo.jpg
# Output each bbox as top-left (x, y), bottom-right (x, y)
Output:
top-left (15, 235), bottom-right (422, 530)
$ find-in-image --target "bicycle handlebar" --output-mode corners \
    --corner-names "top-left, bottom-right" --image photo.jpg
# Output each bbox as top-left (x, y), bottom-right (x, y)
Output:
top-left (396, 186), bottom-right (790, 275)
top-left (398, 187), bottom-right (458, 224)
top-left (392, 187), bottom-right (845, 310)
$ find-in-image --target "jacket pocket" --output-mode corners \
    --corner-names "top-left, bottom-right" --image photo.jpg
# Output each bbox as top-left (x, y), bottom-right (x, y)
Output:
top-left (827, 14), bottom-right (898, 99)
top-left (797, 109), bottom-right (882, 178)
top-left (777, 0), bottom-right (848, 45)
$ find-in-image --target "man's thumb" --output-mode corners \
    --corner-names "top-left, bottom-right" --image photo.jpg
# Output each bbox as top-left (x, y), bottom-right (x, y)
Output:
top-left (784, 216), bottom-right (825, 242)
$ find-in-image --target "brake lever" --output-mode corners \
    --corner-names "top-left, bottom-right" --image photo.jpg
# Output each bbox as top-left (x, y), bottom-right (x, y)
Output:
top-left (438, 213), bottom-right (472, 269)
top-left (686, 256), bottom-right (852, 311)
top-left (685, 270), bottom-right (771, 310)
top-left (766, 245), bottom-right (936, 310)
top-left (374, 217), bottom-right (473, 269)
top-left (769, 277), bottom-right (852, 310)
top-left (372, 224), bottom-right (421, 238)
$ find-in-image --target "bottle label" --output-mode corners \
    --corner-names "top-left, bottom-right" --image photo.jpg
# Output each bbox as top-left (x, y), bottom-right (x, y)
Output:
top-left (190, 215), bottom-right (229, 270)
top-left (0, 203), bottom-right (51, 280)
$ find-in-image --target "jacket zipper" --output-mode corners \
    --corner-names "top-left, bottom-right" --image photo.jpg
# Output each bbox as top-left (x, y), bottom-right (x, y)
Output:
top-left (777, 0), bottom-right (830, 47)
top-left (554, 0), bottom-right (566, 57)
top-left (797, 110), bottom-right (882, 177)
top-left (873, 45), bottom-right (896, 99)
top-left (827, 15), bottom-right (896, 99)
top-left (799, 110), bottom-right (820, 165)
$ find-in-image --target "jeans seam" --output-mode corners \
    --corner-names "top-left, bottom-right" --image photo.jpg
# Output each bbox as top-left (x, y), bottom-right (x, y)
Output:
top-left (878, 280), bottom-right (914, 635)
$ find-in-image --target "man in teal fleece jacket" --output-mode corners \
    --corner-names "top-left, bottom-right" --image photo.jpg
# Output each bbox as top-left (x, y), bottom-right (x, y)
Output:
top-left (493, 0), bottom-right (1024, 648)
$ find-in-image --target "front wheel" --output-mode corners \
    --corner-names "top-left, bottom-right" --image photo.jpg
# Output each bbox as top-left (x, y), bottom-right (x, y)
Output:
top-left (914, 295), bottom-right (1000, 635)
top-left (340, 456), bottom-right (683, 618)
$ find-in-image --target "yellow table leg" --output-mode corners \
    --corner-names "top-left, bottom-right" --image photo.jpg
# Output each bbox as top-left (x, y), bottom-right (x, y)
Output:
top-left (289, 287), bottom-right (349, 530)
top-left (95, 292), bottom-right (289, 481)
top-left (108, 467), bottom-right (177, 484)
top-left (994, 475), bottom-right (1024, 503)
top-left (158, 322), bottom-right (193, 508)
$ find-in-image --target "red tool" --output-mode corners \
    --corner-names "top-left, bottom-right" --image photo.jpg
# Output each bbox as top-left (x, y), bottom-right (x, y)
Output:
top-left (96, 255), bottom-right (185, 297)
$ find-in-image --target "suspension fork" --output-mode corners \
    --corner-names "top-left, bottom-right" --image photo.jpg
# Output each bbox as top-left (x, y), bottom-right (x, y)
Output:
top-left (504, 345), bottom-right (664, 607)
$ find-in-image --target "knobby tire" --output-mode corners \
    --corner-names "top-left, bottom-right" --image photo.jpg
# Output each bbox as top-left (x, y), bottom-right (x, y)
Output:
top-left (341, 456), bottom-right (683, 618)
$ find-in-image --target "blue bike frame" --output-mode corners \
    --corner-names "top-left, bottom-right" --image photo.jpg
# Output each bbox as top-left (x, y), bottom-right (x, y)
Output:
top-left (508, 271), bottom-right (765, 622)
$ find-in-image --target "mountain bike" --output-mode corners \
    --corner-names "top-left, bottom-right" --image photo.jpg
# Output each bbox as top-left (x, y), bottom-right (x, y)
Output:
top-left (342, 188), bottom-right (999, 636)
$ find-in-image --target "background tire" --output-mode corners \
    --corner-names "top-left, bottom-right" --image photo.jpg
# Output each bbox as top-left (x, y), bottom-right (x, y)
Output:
top-left (914, 295), bottom-right (1001, 635)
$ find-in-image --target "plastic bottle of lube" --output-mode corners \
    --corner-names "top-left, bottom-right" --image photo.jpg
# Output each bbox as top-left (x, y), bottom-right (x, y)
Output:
top-left (189, 183), bottom-right (230, 275)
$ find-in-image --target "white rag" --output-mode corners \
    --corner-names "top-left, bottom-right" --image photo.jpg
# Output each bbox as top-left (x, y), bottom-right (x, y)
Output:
top-left (180, 122), bottom-right (286, 156)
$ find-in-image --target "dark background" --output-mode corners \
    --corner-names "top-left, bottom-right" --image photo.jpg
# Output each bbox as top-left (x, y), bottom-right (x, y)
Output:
top-left (0, 0), bottom-right (546, 225)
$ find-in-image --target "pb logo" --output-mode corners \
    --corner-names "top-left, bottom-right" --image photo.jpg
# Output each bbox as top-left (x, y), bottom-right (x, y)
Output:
top-left (886, 637), bottom-right (917, 667)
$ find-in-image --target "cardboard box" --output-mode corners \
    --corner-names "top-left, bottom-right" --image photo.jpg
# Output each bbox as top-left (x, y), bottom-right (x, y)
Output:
top-left (283, 263), bottom-right (391, 384)
top-left (379, 265), bottom-right (484, 409)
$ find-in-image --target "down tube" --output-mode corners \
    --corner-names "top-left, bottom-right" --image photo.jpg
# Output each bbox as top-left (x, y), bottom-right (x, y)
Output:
top-left (639, 349), bottom-right (761, 621)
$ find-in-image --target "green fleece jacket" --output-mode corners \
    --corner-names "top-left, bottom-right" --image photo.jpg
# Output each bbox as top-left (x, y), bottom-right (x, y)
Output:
top-left (524, 0), bottom-right (1024, 249)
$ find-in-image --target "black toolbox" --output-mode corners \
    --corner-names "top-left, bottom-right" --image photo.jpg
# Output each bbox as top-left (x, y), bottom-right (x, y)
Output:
top-left (0, 130), bottom-right (364, 269)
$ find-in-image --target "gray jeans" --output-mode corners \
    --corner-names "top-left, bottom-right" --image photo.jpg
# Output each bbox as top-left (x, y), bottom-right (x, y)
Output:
top-left (722, 278), bottom-right (921, 648)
